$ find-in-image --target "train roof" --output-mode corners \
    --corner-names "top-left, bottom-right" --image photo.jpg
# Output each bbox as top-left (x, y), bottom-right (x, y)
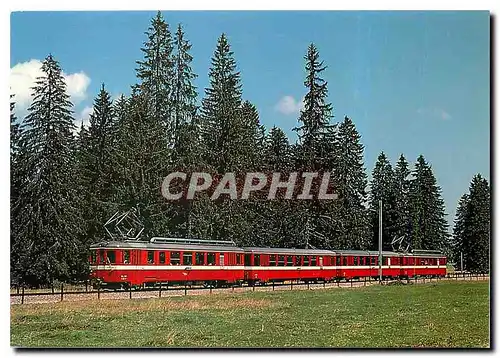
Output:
top-left (90, 240), bottom-right (244, 253)
top-left (90, 241), bottom-right (445, 257)
top-left (333, 250), bottom-right (402, 257)
top-left (242, 247), bottom-right (335, 255)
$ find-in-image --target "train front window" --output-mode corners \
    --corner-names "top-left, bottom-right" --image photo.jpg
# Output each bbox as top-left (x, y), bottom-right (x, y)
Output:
top-left (170, 252), bottom-right (180, 265)
top-left (147, 251), bottom-right (154, 264)
top-left (104, 250), bottom-right (115, 264)
top-left (183, 252), bottom-right (193, 265)
top-left (90, 250), bottom-right (97, 263)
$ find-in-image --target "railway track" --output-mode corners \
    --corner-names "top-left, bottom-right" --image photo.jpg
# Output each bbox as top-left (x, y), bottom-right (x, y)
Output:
top-left (10, 274), bottom-right (489, 305)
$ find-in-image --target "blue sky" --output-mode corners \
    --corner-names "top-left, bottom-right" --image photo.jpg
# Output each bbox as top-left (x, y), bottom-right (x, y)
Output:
top-left (10, 11), bottom-right (490, 229)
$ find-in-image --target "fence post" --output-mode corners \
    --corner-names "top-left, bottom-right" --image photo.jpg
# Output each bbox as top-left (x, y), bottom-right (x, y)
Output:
top-left (253, 282), bottom-right (255, 292)
top-left (51, 284), bottom-right (54, 294)
top-left (337, 280), bottom-right (340, 287)
top-left (159, 283), bottom-right (162, 298)
top-left (60, 283), bottom-right (64, 302)
top-left (16, 285), bottom-right (19, 295)
top-left (85, 281), bottom-right (88, 292)
top-left (307, 281), bottom-right (310, 290)
top-left (98, 283), bottom-right (101, 300)
top-left (351, 279), bottom-right (353, 288)
top-left (272, 281), bottom-right (275, 291)
top-left (184, 283), bottom-right (187, 296)
top-left (21, 286), bottom-right (24, 305)
top-left (323, 280), bottom-right (326, 288)
top-left (129, 285), bottom-right (132, 299)
top-left (364, 276), bottom-right (367, 287)
top-left (232, 285), bottom-right (234, 292)
top-left (291, 280), bottom-right (293, 290)
top-left (210, 285), bottom-right (213, 294)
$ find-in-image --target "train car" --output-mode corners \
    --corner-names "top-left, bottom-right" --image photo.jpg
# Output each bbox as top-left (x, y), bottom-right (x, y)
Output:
top-left (89, 237), bottom-right (245, 288)
top-left (333, 250), bottom-right (403, 280)
top-left (402, 250), bottom-right (447, 278)
top-left (242, 247), bottom-right (336, 284)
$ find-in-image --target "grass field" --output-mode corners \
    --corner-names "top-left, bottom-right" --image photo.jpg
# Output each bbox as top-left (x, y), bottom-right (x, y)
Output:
top-left (11, 280), bottom-right (489, 348)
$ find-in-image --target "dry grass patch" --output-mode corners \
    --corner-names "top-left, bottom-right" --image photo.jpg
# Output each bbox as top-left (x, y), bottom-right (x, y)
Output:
top-left (11, 294), bottom-right (277, 319)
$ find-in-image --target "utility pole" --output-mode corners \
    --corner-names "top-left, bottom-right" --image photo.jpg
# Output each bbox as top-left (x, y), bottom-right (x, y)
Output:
top-left (378, 199), bottom-right (383, 281)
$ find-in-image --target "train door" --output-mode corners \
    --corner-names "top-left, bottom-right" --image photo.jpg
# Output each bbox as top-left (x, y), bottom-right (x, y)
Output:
top-left (220, 253), bottom-right (225, 266)
top-left (336, 255), bottom-right (342, 280)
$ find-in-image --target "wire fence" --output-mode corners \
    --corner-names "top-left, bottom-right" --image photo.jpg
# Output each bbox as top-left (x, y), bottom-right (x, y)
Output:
top-left (10, 272), bottom-right (489, 305)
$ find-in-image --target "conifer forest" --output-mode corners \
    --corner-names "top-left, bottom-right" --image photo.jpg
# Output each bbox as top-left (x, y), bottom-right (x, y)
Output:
top-left (10, 12), bottom-right (490, 286)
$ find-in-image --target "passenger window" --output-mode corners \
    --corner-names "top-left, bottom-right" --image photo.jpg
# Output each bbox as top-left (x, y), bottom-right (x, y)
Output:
top-left (286, 256), bottom-right (293, 266)
top-left (294, 256), bottom-right (302, 266)
top-left (269, 255), bottom-right (276, 266)
top-left (147, 251), bottom-right (154, 264)
top-left (254, 254), bottom-right (260, 266)
top-left (159, 252), bottom-right (166, 264)
top-left (98, 250), bottom-right (105, 264)
top-left (207, 253), bottom-right (216, 265)
top-left (123, 250), bottom-right (130, 264)
top-left (343, 257), bottom-right (348, 266)
top-left (236, 254), bottom-right (241, 265)
top-left (195, 252), bottom-right (204, 265)
top-left (170, 251), bottom-right (180, 265)
top-left (245, 254), bottom-right (252, 266)
top-left (183, 252), bottom-right (193, 265)
top-left (278, 255), bottom-right (285, 266)
top-left (371, 256), bottom-right (376, 265)
top-left (336, 256), bottom-right (341, 266)
top-left (304, 256), bottom-right (310, 266)
top-left (91, 250), bottom-right (97, 263)
top-left (106, 250), bottom-right (115, 263)
top-left (311, 256), bottom-right (317, 266)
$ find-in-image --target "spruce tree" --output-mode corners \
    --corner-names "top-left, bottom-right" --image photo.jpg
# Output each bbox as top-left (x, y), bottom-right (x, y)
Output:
top-left (293, 43), bottom-right (333, 171)
top-left (13, 55), bottom-right (84, 286)
top-left (172, 23), bottom-right (198, 146)
top-left (10, 95), bottom-right (21, 284)
top-left (451, 193), bottom-right (469, 269)
top-left (79, 84), bottom-right (117, 244)
top-left (111, 89), bottom-right (172, 237)
top-left (200, 33), bottom-right (243, 173)
top-left (393, 154), bottom-right (411, 245)
top-left (368, 152), bottom-right (398, 250)
top-left (408, 155), bottom-right (448, 250)
top-left (136, 11), bottom-right (175, 141)
top-left (333, 116), bottom-right (370, 249)
top-left (460, 174), bottom-right (490, 272)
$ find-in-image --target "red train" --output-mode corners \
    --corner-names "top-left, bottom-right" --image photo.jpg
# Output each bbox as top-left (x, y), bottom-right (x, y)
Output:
top-left (89, 237), bottom-right (447, 288)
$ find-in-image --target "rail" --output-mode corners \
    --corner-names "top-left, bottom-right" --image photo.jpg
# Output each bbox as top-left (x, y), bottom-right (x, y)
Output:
top-left (10, 272), bottom-right (489, 305)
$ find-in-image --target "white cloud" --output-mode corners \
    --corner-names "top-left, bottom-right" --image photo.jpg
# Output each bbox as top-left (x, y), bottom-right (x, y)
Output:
top-left (440, 110), bottom-right (451, 120)
top-left (10, 59), bottom-right (91, 112)
top-left (274, 95), bottom-right (304, 115)
top-left (73, 106), bottom-right (94, 134)
top-left (416, 107), bottom-right (452, 121)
